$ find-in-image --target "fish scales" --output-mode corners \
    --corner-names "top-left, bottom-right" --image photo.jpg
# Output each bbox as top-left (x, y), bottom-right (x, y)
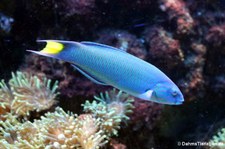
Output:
top-left (27, 40), bottom-right (184, 105)
top-left (63, 43), bottom-right (168, 94)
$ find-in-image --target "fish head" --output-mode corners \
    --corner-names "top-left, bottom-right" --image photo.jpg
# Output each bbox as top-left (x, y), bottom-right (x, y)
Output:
top-left (151, 82), bottom-right (184, 105)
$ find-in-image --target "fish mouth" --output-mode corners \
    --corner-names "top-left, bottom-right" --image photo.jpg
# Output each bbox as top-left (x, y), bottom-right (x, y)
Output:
top-left (175, 101), bottom-right (183, 105)
top-left (175, 98), bottom-right (184, 105)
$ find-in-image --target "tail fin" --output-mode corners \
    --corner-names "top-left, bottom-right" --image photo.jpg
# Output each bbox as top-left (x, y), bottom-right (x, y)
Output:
top-left (36, 40), bottom-right (66, 54)
top-left (27, 40), bottom-right (80, 59)
top-left (27, 40), bottom-right (82, 61)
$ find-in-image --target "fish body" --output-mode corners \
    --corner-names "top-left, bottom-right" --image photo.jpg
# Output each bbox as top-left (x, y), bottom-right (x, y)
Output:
top-left (28, 40), bottom-right (184, 105)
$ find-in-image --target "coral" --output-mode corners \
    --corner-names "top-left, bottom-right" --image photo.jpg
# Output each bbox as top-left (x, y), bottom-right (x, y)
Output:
top-left (144, 26), bottom-right (184, 73)
top-left (83, 89), bottom-right (134, 137)
top-left (56, 0), bottom-right (96, 16)
top-left (130, 99), bottom-right (163, 131)
top-left (9, 71), bottom-right (58, 115)
top-left (159, 0), bottom-right (194, 34)
top-left (206, 23), bottom-right (225, 47)
top-left (39, 108), bottom-right (107, 149)
top-left (0, 117), bottom-right (45, 148)
top-left (0, 88), bottom-right (134, 149)
top-left (0, 80), bottom-right (13, 121)
top-left (96, 29), bottom-right (147, 59)
top-left (204, 24), bottom-right (225, 99)
top-left (209, 128), bottom-right (225, 149)
top-left (178, 43), bottom-right (207, 101)
top-left (0, 107), bottom-right (107, 149)
top-left (3, 0), bottom-right (225, 148)
top-left (0, 71), bottom-right (58, 118)
top-left (210, 75), bottom-right (225, 99)
top-left (75, 114), bottom-right (107, 149)
top-left (109, 139), bottom-right (127, 149)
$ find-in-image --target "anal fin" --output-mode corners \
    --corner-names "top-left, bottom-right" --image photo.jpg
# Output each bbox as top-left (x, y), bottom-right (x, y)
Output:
top-left (71, 64), bottom-right (108, 86)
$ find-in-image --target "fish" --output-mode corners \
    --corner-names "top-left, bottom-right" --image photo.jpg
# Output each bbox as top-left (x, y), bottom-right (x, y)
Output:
top-left (27, 40), bottom-right (184, 105)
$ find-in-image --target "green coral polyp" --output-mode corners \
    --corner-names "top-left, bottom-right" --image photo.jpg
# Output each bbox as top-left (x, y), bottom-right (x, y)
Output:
top-left (0, 71), bottom-right (59, 118)
top-left (83, 88), bottom-right (134, 136)
top-left (0, 107), bottom-right (108, 149)
top-left (0, 80), bottom-right (13, 114)
top-left (0, 72), bottom-right (134, 148)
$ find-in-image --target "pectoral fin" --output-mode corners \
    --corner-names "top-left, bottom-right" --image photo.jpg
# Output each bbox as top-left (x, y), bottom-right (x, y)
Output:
top-left (137, 90), bottom-right (153, 100)
top-left (71, 64), bottom-right (108, 86)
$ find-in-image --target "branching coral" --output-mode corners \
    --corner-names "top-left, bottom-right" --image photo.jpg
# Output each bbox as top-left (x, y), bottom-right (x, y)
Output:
top-left (83, 89), bottom-right (134, 137)
top-left (0, 71), bottom-right (58, 118)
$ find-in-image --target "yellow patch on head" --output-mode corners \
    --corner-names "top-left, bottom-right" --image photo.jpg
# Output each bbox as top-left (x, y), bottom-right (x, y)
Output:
top-left (41, 41), bottom-right (64, 54)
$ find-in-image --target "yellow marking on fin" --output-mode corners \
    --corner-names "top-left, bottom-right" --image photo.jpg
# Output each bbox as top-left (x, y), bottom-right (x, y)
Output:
top-left (41, 41), bottom-right (64, 54)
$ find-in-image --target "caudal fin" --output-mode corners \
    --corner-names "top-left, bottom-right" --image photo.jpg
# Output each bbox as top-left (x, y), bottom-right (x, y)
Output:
top-left (27, 40), bottom-right (81, 60)
top-left (37, 40), bottom-right (66, 54)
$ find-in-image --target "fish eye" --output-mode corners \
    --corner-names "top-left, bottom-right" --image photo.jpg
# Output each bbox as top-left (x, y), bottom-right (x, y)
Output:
top-left (172, 90), bottom-right (178, 97)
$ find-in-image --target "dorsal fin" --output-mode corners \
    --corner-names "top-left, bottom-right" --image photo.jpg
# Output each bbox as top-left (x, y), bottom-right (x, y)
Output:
top-left (81, 41), bottom-right (126, 52)
top-left (37, 40), bottom-right (79, 45)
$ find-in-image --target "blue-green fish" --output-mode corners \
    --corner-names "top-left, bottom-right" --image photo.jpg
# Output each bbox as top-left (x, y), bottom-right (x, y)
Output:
top-left (27, 40), bottom-right (184, 105)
